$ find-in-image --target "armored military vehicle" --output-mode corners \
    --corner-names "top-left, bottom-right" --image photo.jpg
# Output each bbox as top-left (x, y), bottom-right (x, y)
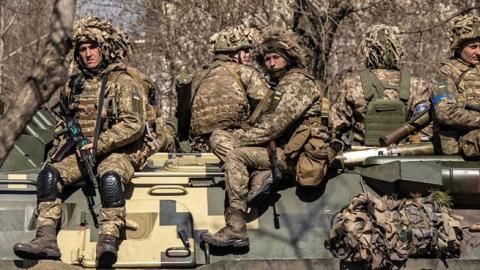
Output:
top-left (1, 106), bottom-right (480, 269)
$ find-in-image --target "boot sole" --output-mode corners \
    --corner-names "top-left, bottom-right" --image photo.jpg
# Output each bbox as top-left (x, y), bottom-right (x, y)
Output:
top-left (201, 235), bottom-right (249, 248)
top-left (97, 249), bottom-right (117, 267)
top-left (14, 249), bottom-right (60, 260)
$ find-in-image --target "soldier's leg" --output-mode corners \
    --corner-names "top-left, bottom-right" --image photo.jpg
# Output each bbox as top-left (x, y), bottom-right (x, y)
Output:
top-left (209, 129), bottom-right (244, 162)
top-left (460, 129), bottom-right (480, 159)
top-left (202, 146), bottom-right (290, 248)
top-left (95, 153), bottom-right (133, 267)
top-left (14, 153), bottom-right (83, 260)
top-left (224, 147), bottom-right (290, 212)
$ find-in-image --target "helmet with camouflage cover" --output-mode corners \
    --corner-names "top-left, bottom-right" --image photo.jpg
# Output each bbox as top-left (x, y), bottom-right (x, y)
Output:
top-left (209, 25), bottom-right (258, 54)
top-left (447, 14), bottom-right (480, 50)
top-left (360, 24), bottom-right (403, 69)
top-left (72, 16), bottom-right (131, 64)
top-left (256, 26), bottom-right (306, 69)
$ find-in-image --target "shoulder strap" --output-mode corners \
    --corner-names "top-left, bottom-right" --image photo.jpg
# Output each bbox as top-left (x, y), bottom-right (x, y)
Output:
top-left (218, 61), bottom-right (245, 93)
top-left (442, 61), bottom-right (470, 88)
top-left (360, 69), bottom-right (378, 100)
top-left (92, 75), bottom-right (108, 153)
top-left (398, 70), bottom-right (411, 102)
top-left (243, 88), bottom-right (274, 128)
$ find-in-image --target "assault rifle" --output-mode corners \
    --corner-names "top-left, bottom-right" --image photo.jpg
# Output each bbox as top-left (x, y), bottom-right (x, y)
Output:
top-left (53, 102), bottom-right (100, 228)
top-left (331, 142), bottom-right (434, 169)
top-left (267, 141), bottom-right (282, 189)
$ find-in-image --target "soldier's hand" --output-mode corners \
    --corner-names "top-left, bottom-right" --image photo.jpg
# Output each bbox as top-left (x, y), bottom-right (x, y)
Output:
top-left (77, 143), bottom-right (94, 156)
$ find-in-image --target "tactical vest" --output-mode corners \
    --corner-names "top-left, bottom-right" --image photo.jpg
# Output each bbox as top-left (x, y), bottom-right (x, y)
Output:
top-left (190, 61), bottom-right (250, 136)
top-left (73, 76), bottom-right (102, 141)
top-left (442, 60), bottom-right (480, 105)
top-left (70, 65), bottom-right (156, 143)
top-left (361, 69), bottom-right (410, 146)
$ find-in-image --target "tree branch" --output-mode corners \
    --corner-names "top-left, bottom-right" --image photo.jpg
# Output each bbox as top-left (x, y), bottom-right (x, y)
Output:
top-left (0, 0), bottom-right (76, 166)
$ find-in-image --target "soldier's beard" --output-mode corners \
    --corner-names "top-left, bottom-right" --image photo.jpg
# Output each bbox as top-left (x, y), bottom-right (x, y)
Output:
top-left (267, 67), bottom-right (287, 80)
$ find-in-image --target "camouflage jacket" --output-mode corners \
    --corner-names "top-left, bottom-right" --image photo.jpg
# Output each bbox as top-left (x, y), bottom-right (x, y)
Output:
top-left (237, 69), bottom-right (328, 147)
top-left (190, 56), bottom-right (269, 136)
top-left (433, 58), bottom-right (480, 131)
top-left (329, 69), bottom-right (431, 145)
top-left (55, 63), bottom-right (146, 157)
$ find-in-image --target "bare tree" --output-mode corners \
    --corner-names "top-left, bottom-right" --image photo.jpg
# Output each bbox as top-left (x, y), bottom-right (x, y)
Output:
top-left (0, 0), bottom-right (76, 166)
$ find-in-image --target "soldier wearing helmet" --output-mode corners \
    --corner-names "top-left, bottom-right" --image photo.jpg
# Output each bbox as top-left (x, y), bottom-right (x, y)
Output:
top-left (188, 25), bottom-right (270, 152)
top-left (432, 14), bottom-right (480, 158)
top-left (202, 27), bottom-right (330, 248)
top-left (14, 17), bottom-right (150, 267)
top-left (329, 24), bottom-right (431, 147)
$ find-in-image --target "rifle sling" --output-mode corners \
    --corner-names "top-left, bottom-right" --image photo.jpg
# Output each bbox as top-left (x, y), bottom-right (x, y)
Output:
top-left (243, 89), bottom-right (274, 128)
top-left (93, 75), bottom-right (108, 154)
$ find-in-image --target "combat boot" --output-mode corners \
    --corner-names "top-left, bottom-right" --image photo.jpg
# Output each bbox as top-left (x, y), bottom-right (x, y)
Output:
top-left (201, 208), bottom-right (249, 247)
top-left (13, 225), bottom-right (60, 260)
top-left (96, 234), bottom-right (118, 267)
top-left (247, 170), bottom-right (273, 205)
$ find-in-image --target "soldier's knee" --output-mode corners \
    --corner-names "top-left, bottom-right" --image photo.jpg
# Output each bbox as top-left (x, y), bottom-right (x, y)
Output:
top-left (37, 166), bottom-right (61, 202)
top-left (99, 171), bottom-right (125, 208)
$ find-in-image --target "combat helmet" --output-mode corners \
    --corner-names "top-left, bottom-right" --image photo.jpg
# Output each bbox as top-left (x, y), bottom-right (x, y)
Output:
top-left (360, 24), bottom-right (403, 69)
top-left (72, 16), bottom-right (131, 64)
top-left (256, 26), bottom-right (306, 68)
top-left (447, 14), bottom-right (480, 50)
top-left (209, 25), bottom-right (258, 54)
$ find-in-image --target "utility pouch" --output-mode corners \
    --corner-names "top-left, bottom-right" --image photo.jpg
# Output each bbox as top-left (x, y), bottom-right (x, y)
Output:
top-left (284, 124), bottom-right (310, 160)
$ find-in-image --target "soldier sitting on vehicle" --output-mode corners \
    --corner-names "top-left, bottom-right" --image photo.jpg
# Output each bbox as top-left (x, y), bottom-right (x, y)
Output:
top-left (13, 17), bottom-right (160, 267)
top-left (329, 24), bottom-right (431, 149)
top-left (432, 14), bottom-right (480, 159)
top-left (201, 27), bottom-right (331, 248)
top-left (186, 25), bottom-right (270, 152)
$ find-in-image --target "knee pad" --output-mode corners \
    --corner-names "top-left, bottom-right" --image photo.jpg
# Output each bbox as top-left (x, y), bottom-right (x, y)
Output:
top-left (37, 166), bottom-right (61, 202)
top-left (99, 171), bottom-right (125, 208)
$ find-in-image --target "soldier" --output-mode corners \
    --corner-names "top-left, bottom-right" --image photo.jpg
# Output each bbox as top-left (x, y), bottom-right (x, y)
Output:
top-left (188, 25), bottom-right (270, 152)
top-left (13, 17), bottom-right (149, 267)
top-left (432, 14), bottom-right (480, 158)
top-left (201, 27), bottom-right (330, 248)
top-left (329, 24), bottom-right (431, 147)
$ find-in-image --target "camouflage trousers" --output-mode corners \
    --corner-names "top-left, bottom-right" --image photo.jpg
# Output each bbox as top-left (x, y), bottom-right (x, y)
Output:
top-left (438, 128), bottom-right (480, 158)
top-left (209, 129), bottom-right (245, 162)
top-left (37, 152), bottom-right (134, 238)
top-left (224, 146), bottom-right (294, 212)
top-left (211, 129), bottom-right (295, 211)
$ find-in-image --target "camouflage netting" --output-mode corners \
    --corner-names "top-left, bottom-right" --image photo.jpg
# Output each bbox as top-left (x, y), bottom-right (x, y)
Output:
top-left (325, 192), bottom-right (463, 270)
top-left (360, 24), bottom-right (403, 69)
top-left (209, 25), bottom-right (259, 54)
top-left (255, 26), bottom-right (306, 68)
top-left (447, 14), bottom-right (480, 50)
top-left (72, 16), bottom-right (131, 63)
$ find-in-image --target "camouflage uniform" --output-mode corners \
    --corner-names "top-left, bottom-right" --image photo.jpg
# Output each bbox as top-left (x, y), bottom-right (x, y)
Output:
top-left (433, 15), bottom-right (480, 157)
top-left (329, 24), bottom-right (431, 146)
top-left (189, 26), bottom-right (269, 152)
top-left (202, 27), bottom-right (329, 248)
top-left (329, 70), bottom-right (431, 145)
top-left (14, 17), bottom-right (147, 266)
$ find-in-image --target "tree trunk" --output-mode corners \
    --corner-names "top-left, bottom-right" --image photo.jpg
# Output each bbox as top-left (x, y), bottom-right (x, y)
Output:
top-left (0, 0), bottom-right (76, 166)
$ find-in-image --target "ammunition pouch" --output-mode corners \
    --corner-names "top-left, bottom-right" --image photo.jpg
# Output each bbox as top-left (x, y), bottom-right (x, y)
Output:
top-left (37, 166), bottom-right (61, 202)
top-left (99, 171), bottom-right (125, 208)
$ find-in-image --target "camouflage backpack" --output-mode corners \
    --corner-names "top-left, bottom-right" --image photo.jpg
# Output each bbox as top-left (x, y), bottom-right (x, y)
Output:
top-left (109, 65), bottom-right (175, 154)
